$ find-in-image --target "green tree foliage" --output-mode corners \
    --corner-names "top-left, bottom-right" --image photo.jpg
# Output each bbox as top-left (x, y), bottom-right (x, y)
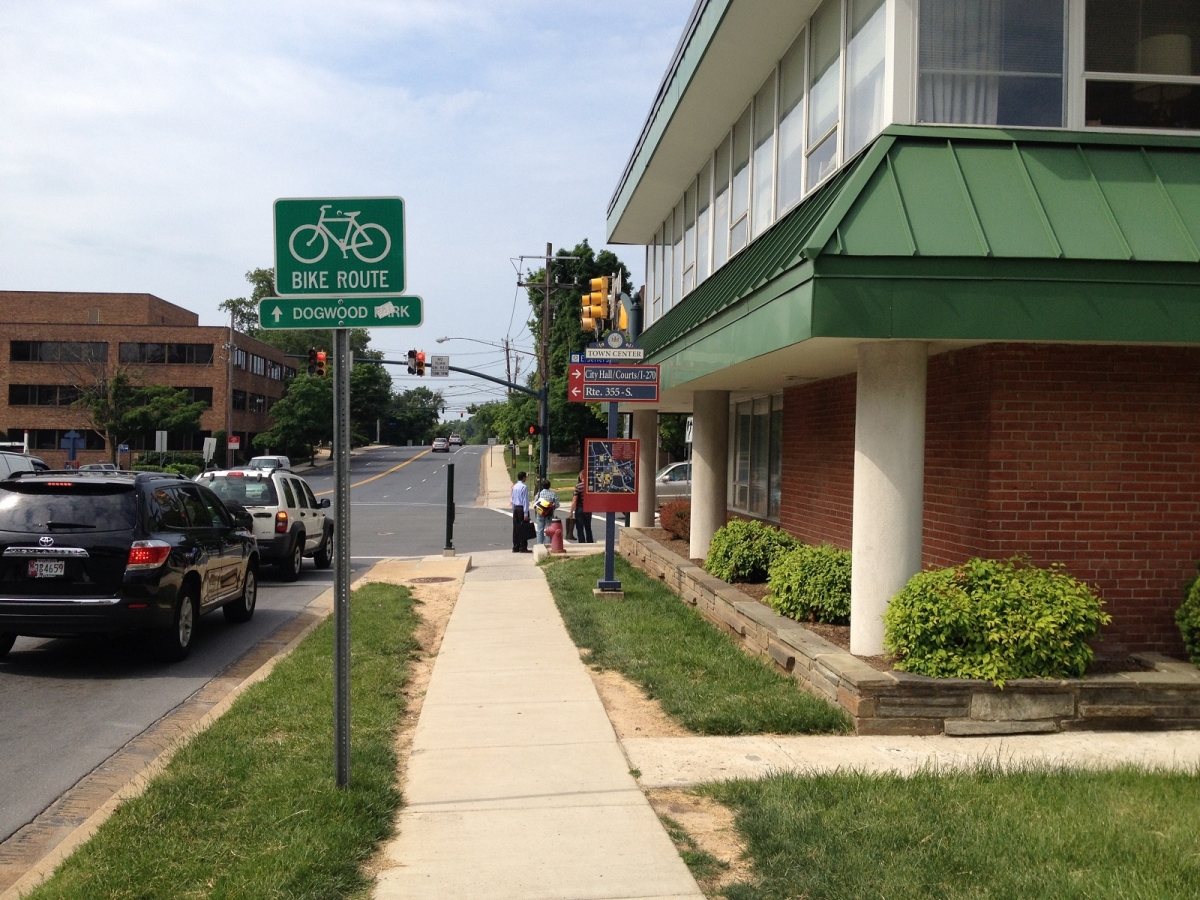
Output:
top-left (349, 359), bottom-right (394, 444)
top-left (252, 374), bottom-right (333, 463)
top-left (522, 240), bottom-right (631, 454)
top-left (219, 267), bottom-right (372, 357)
top-left (379, 386), bottom-right (444, 446)
top-left (72, 369), bottom-right (208, 462)
top-left (659, 413), bottom-right (688, 461)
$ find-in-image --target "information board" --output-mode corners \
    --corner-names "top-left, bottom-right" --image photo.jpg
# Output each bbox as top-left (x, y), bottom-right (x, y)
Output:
top-left (583, 438), bottom-right (639, 513)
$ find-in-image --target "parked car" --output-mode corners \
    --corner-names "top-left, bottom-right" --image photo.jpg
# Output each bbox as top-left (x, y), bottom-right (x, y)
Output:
top-left (79, 462), bottom-right (119, 472)
top-left (448, 434), bottom-right (463, 446)
top-left (28, 457), bottom-right (49, 473)
top-left (432, 437), bottom-right (450, 452)
top-left (195, 468), bottom-right (332, 580)
top-left (655, 461), bottom-right (691, 508)
top-left (247, 455), bottom-right (291, 472)
top-left (0, 451), bottom-right (36, 480)
top-left (0, 470), bottom-right (259, 661)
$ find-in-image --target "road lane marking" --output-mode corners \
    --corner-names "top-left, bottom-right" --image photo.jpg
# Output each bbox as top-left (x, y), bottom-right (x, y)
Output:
top-left (314, 449), bottom-right (430, 496)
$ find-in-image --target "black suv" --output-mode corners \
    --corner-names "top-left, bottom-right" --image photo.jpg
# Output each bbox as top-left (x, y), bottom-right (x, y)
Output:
top-left (0, 471), bottom-right (259, 662)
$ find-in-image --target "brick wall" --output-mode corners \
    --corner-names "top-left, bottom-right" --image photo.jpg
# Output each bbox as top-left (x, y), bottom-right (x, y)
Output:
top-left (0, 292), bottom-right (198, 327)
top-left (779, 374), bottom-right (856, 549)
top-left (775, 344), bottom-right (1199, 655)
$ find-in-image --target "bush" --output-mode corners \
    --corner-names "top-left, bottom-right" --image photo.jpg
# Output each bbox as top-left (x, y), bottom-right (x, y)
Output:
top-left (883, 557), bottom-right (1111, 686)
top-left (705, 519), bottom-right (798, 583)
top-left (659, 500), bottom-right (691, 542)
top-left (1178, 573), bottom-right (1200, 666)
top-left (767, 544), bottom-right (851, 624)
top-left (166, 463), bottom-right (201, 478)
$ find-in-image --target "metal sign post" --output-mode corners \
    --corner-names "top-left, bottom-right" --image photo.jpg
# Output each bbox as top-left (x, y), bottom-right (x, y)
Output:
top-left (333, 327), bottom-right (352, 787)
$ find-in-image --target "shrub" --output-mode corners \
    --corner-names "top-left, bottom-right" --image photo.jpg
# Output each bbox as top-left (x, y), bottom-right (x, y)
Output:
top-left (705, 519), bottom-right (798, 583)
top-left (166, 463), bottom-right (201, 478)
top-left (883, 557), bottom-right (1111, 686)
top-left (659, 500), bottom-right (691, 542)
top-left (1178, 573), bottom-right (1200, 666)
top-left (767, 544), bottom-right (852, 624)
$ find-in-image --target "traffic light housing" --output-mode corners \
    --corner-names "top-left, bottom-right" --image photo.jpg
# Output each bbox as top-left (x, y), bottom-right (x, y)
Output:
top-left (581, 275), bottom-right (610, 332)
top-left (415, 351), bottom-right (426, 377)
top-left (315, 351), bottom-right (327, 377)
top-left (528, 424), bottom-right (541, 436)
top-left (406, 349), bottom-right (417, 375)
top-left (307, 348), bottom-right (318, 376)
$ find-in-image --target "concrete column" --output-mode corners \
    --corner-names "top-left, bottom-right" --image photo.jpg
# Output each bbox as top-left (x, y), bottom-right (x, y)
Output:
top-left (850, 341), bottom-right (927, 656)
top-left (689, 391), bottom-right (730, 560)
top-left (631, 410), bottom-right (658, 528)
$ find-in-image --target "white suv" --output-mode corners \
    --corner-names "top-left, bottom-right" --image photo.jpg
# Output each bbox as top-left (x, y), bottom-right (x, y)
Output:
top-left (196, 468), bottom-right (332, 581)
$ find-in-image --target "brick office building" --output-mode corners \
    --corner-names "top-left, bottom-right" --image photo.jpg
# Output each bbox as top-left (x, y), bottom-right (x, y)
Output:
top-left (0, 292), bottom-right (295, 468)
top-left (616, 0), bottom-right (1200, 657)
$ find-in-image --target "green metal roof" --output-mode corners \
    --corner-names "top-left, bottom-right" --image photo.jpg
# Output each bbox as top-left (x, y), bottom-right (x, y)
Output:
top-left (638, 126), bottom-right (1200, 357)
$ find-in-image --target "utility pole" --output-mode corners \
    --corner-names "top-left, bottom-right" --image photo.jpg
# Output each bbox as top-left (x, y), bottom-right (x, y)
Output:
top-left (226, 309), bottom-right (235, 468)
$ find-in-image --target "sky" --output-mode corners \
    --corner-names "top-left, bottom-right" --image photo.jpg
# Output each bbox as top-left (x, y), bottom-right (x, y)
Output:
top-left (0, 0), bottom-right (692, 414)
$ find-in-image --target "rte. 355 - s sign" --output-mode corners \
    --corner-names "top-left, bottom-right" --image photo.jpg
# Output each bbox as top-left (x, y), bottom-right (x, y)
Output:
top-left (273, 197), bottom-right (406, 298)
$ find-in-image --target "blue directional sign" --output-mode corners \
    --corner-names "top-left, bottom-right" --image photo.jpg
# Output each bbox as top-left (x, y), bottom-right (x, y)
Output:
top-left (582, 384), bottom-right (660, 401)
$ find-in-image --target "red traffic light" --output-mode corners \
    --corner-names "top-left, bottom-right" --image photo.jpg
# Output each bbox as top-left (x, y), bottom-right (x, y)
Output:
top-left (315, 350), bottom-right (327, 377)
top-left (528, 425), bottom-right (541, 436)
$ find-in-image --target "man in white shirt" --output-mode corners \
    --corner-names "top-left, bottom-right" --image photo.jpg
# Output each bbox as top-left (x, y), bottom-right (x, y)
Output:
top-left (511, 471), bottom-right (531, 553)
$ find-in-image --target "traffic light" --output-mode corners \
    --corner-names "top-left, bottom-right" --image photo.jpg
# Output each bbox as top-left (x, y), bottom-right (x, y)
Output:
top-left (581, 275), bottom-right (610, 332)
top-left (315, 350), bottom-right (327, 377)
top-left (415, 351), bottom-right (426, 377)
top-left (528, 424), bottom-right (541, 436)
top-left (307, 348), bottom-right (318, 376)
top-left (406, 349), bottom-right (417, 375)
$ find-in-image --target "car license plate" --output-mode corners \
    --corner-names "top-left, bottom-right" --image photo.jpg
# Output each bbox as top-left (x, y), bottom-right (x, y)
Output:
top-left (28, 560), bottom-right (65, 578)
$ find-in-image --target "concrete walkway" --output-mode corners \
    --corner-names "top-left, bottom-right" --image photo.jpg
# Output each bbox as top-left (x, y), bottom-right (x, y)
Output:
top-left (372, 548), bottom-right (703, 900)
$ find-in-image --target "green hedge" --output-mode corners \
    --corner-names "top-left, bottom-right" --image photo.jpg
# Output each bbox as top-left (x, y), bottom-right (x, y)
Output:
top-left (705, 519), bottom-right (798, 583)
top-left (767, 544), bottom-right (852, 624)
top-left (884, 557), bottom-right (1110, 686)
top-left (1178, 574), bottom-right (1200, 666)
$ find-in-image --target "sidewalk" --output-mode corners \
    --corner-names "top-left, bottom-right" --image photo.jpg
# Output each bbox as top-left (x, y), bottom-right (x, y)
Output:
top-left (372, 548), bottom-right (703, 900)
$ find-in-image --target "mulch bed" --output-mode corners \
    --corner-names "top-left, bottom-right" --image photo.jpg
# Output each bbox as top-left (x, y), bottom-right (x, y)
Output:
top-left (635, 528), bottom-right (1152, 676)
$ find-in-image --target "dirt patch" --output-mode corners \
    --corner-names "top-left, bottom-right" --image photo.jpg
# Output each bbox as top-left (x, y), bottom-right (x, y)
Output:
top-left (646, 788), bottom-right (751, 897)
top-left (643, 527), bottom-right (701, 566)
top-left (582, 657), bottom-right (688, 738)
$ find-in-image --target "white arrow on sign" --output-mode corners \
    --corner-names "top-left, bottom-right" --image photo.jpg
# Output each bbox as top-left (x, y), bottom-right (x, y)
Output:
top-left (271, 306), bottom-right (283, 323)
top-left (571, 387), bottom-right (582, 398)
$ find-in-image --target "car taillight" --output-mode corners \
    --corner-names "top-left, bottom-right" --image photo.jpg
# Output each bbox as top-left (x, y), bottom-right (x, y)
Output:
top-left (275, 511), bottom-right (288, 533)
top-left (126, 540), bottom-right (171, 570)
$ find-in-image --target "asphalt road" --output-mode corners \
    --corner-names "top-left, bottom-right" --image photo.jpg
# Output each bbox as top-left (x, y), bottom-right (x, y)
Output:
top-left (0, 443), bottom-right (507, 843)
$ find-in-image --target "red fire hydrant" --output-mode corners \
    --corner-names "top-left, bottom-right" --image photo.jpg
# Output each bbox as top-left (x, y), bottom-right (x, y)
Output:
top-left (547, 518), bottom-right (566, 554)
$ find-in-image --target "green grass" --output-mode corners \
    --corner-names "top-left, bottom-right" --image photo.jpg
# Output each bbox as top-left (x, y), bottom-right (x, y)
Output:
top-left (704, 766), bottom-right (1200, 900)
top-left (29, 583), bottom-right (419, 900)
top-left (542, 555), bottom-right (850, 735)
top-left (502, 448), bottom-right (577, 502)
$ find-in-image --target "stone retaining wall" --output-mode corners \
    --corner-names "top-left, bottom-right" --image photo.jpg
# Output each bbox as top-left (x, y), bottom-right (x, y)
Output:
top-left (620, 528), bottom-right (1200, 735)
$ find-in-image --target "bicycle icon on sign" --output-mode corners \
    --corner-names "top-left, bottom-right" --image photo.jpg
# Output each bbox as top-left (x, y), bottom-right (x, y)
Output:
top-left (288, 205), bottom-right (392, 264)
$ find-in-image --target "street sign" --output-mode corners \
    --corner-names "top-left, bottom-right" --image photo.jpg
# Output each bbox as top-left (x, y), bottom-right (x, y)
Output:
top-left (584, 346), bottom-right (644, 360)
top-left (155, 430), bottom-right (168, 452)
top-left (202, 437), bottom-right (217, 462)
top-left (257, 296), bottom-right (423, 329)
top-left (583, 438), bottom-right (639, 513)
top-left (430, 354), bottom-right (450, 377)
top-left (228, 435), bottom-right (241, 449)
top-left (685, 416), bottom-right (693, 443)
top-left (274, 197), bottom-right (406, 299)
top-left (568, 362), bottom-right (660, 403)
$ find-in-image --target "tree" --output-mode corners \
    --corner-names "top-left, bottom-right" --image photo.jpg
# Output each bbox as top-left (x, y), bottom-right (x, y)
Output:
top-left (350, 359), bottom-right (394, 444)
top-left (72, 369), bottom-right (208, 461)
top-left (659, 413), bottom-right (688, 461)
top-left (220, 267), bottom-right (373, 357)
top-left (252, 374), bottom-right (333, 463)
top-left (380, 386), bottom-right (444, 446)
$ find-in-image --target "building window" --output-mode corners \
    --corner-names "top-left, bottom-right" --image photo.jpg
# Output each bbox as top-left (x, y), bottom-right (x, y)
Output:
top-left (730, 106), bottom-right (752, 254)
top-left (918, 0), bottom-right (1066, 128)
top-left (8, 428), bottom-right (105, 451)
top-left (713, 135), bottom-right (731, 271)
top-left (119, 343), bottom-right (214, 365)
top-left (845, 0), bottom-right (888, 157)
top-left (752, 73), bottom-right (776, 239)
top-left (248, 393), bottom-right (267, 414)
top-left (8, 385), bottom-right (81, 406)
top-left (1085, 0), bottom-right (1200, 130)
top-left (682, 182), bottom-right (697, 295)
top-left (10, 341), bottom-right (108, 363)
top-left (234, 349), bottom-right (247, 370)
top-left (268, 361), bottom-right (283, 380)
top-left (184, 387), bottom-right (213, 407)
top-left (232, 390), bottom-right (247, 411)
top-left (731, 393), bottom-right (784, 520)
top-left (696, 162), bottom-right (712, 285)
top-left (672, 198), bottom-right (685, 307)
top-left (284, 365), bottom-right (296, 380)
top-left (778, 32), bottom-right (808, 215)
top-left (808, 0), bottom-right (843, 189)
top-left (250, 354), bottom-right (266, 376)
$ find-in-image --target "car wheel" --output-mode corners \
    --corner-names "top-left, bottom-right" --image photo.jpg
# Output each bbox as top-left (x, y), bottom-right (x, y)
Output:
top-left (155, 586), bottom-right (198, 662)
top-left (0, 633), bottom-right (16, 659)
top-left (313, 528), bottom-right (333, 569)
top-left (223, 564), bottom-right (257, 623)
top-left (279, 532), bottom-right (304, 582)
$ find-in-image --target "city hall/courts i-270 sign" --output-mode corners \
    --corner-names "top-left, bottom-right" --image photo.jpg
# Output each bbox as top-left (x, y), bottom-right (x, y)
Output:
top-left (583, 439), bottom-right (639, 513)
top-left (274, 197), bottom-right (406, 298)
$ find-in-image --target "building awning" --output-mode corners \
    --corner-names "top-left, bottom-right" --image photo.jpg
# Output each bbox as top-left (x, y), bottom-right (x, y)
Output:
top-left (639, 126), bottom-right (1200, 369)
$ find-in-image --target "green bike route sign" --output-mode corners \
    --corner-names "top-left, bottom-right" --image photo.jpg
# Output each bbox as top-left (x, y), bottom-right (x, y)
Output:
top-left (274, 197), bottom-right (406, 299)
top-left (257, 296), bottom-right (423, 330)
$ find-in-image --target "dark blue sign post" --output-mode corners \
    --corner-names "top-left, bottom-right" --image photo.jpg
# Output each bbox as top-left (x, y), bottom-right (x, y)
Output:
top-left (60, 430), bottom-right (85, 468)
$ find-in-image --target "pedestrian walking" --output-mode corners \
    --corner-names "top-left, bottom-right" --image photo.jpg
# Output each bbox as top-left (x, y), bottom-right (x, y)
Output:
top-left (571, 470), bottom-right (593, 543)
top-left (511, 471), bottom-right (531, 552)
top-left (533, 479), bottom-right (559, 545)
